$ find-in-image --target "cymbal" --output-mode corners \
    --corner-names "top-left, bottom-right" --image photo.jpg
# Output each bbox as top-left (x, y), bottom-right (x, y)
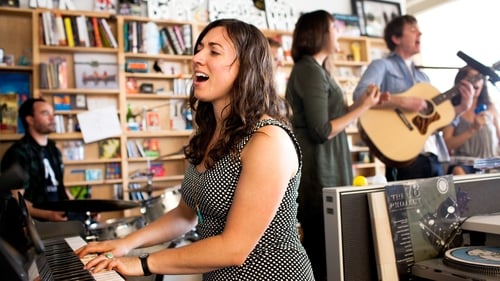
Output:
top-left (34, 199), bottom-right (140, 213)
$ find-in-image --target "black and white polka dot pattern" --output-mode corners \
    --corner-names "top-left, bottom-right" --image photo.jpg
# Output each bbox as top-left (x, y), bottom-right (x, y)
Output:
top-left (181, 119), bottom-right (314, 280)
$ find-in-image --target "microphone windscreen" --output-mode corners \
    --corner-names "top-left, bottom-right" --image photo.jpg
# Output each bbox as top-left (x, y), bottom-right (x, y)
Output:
top-left (0, 164), bottom-right (28, 192)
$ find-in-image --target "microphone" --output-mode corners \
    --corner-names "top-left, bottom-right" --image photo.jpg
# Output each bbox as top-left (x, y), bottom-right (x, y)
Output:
top-left (0, 164), bottom-right (28, 192)
top-left (457, 51), bottom-right (500, 84)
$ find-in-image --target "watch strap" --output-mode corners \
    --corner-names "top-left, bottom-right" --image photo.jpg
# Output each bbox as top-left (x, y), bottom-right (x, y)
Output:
top-left (139, 253), bottom-right (152, 276)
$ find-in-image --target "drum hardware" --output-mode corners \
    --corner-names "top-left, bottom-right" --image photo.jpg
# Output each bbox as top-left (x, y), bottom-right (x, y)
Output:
top-left (86, 215), bottom-right (145, 241)
top-left (167, 229), bottom-right (199, 248)
top-left (33, 199), bottom-right (141, 241)
top-left (139, 185), bottom-right (182, 225)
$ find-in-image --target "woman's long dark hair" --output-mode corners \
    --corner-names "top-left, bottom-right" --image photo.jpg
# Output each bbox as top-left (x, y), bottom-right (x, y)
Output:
top-left (291, 10), bottom-right (334, 63)
top-left (185, 19), bottom-right (292, 168)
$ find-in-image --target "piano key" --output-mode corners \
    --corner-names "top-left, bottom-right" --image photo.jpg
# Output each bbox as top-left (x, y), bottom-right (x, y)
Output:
top-left (37, 236), bottom-right (125, 281)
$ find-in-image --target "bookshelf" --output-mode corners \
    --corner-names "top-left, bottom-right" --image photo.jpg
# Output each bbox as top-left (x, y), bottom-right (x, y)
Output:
top-left (332, 36), bottom-right (388, 178)
top-left (0, 6), bottom-right (388, 220)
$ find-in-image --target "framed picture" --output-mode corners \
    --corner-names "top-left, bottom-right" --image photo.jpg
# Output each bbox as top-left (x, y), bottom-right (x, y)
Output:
top-left (352, 0), bottom-right (401, 37)
top-left (74, 53), bottom-right (118, 89)
top-left (146, 111), bottom-right (161, 131)
top-left (333, 13), bottom-right (361, 37)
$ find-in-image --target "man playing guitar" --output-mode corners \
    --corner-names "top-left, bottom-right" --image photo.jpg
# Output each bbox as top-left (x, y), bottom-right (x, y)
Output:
top-left (353, 15), bottom-right (475, 181)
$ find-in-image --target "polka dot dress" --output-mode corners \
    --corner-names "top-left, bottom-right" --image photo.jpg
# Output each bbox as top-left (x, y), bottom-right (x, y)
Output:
top-left (181, 119), bottom-right (315, 281)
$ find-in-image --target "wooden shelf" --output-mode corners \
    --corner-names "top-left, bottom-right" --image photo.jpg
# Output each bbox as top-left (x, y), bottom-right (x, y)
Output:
top-left (39, 45), bottom-right (119, 53)
top-left (40, 88), bottom-right (120, 95)
top-left (0, 133), bottom-right (22, 141)
top-left (0, 65), bottom-right (33, 72)
top-left (126, 130), bottom-right (192, 138)
top-left (126, 94), bottom-right (188, 99)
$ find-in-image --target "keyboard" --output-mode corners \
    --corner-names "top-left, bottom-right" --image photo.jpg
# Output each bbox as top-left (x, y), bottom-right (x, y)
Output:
top-left (31, 236), bottom-right (124, 281)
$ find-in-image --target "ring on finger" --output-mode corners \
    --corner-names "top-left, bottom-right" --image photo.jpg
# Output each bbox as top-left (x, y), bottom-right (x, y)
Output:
top-left (104, 253), bottom-right (114, 259)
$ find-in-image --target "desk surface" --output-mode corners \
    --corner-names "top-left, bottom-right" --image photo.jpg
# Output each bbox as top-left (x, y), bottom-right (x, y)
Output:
top-left (461, 214), bottom-right (500, 235)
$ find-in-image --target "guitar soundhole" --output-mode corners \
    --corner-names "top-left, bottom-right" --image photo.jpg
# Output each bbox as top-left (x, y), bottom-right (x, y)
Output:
top-left (419, 100), bottom-right (434, 116)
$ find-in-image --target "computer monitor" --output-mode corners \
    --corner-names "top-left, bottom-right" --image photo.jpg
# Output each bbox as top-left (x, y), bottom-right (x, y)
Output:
top-left (323, 173), bottom-right (500, 281)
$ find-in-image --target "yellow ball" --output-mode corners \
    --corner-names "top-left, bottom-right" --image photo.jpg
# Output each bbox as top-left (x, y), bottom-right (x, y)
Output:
top-left (353, 175), bottom-right (368, 186)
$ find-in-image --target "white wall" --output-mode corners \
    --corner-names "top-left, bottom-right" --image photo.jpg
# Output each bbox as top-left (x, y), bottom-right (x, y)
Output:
top-left (416, 0), bottom-right (500, 96)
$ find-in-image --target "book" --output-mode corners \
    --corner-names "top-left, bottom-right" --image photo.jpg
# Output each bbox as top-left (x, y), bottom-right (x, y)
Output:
top-left (98, 138), bottom-right (121, 159)
top-left (63, 16), bottom-right (75, 47)
top-left (100, 18), bottom-right (118, 48)
top-left (166, 25), bottom-right (183, 55)
top-left (69, 15), bottom-right (80, 47)
top-left (0, 93), bottom-right (18, 132)
top-left (384, 175), bottom-right (461, 279)
top-left (76, 15), bottom-right (89, 47)
top-left (105, 162), bottom-right (121, 179)
top-left (85, 169), bottom-right (103, 181)
top-left (142, 138), bottom-right (160, 158)
top-left (54, 13), bottom-right (67, 46)
top-left (159, 27), bottom-right (174, 55)
top-left (86, 16), bottom-right (96, 47)
top-left (172, 25), bottom-right (186, 54)
top-left (91, 17), bottom-right (103, 47)
top-left (52, 94), bottom-right (71, 110)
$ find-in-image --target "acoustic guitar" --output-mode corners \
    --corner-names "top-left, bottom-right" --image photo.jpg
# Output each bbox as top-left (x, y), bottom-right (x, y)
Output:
top-left (358, 75), bottom-right (482, 167)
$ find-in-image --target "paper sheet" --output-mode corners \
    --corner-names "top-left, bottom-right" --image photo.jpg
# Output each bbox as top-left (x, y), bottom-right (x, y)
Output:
top-left (77, 106), bottom-right (122, 143)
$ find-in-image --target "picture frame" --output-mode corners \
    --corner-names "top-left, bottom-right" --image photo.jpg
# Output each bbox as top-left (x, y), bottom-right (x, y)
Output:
top-left (352, 0), bottom-right (401, 37)
top-left (146, 111), bottom-right (161, 131)
top-left (333, 13), bottom-right (361, 37)
top-left (74, 53), bottom-right (118, 89)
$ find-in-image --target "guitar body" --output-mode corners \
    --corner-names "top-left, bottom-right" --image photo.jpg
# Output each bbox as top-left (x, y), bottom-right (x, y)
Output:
top-left (358, 83), bottom-right (455, 167)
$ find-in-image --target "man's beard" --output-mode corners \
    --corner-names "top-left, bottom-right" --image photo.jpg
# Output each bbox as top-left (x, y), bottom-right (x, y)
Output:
top-left (35, 123), bottom-right (56, 135)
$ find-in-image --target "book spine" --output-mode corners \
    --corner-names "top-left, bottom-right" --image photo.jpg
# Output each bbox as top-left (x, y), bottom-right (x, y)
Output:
top-left (166, 25), bottom-right (182, 55)
top-left (39, 63), bottom-right (49, 89)
top-left (76, 15), bottom-right (89, 47)
top-left (49, 12), bottom-right (58, 46)
top-left (136, 21), bottom-right (143, 53)
top-left (172, 25), bottom-right (186, 54)
top-left (63, 16), bottom-right (75, 47)
top-left (41, 12), bottom-right (51, 46)
top-left (69, 16), bottom-right (80, 46)
top-left (100, 18), bottom-right (118, 48)
top-left (55, 13), bottom-right (67, 46)
top-left (91, 17), bottom-right (102, 47)
top-left (159, 27), bottom-right (174, 55)
top-left (182, 24), bottom-right (192, 55)
top-left (131, 21), bottom-right (138, 53)
top-left (98, 19), bottom-right (111, 47)
top-left (86, 17), bottom-right (96, 47)
top-left (123, 21), bottom-right (129, 52)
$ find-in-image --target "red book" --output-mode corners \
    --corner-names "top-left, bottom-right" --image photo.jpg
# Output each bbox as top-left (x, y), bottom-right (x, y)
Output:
top-left (91, 17), bottom-right (102, 47)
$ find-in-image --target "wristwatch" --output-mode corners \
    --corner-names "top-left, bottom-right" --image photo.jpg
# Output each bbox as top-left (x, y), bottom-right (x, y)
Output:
top-left (139, 253), bottom-right (152, 276)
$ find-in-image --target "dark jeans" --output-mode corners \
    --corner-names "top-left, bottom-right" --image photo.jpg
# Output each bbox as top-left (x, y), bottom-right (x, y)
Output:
top-left (386, 153), bottom-right (443, 181)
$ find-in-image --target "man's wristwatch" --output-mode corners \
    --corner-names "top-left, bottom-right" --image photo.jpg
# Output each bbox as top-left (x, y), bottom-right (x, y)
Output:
top-left (139, 253), bottom-right (152, 276)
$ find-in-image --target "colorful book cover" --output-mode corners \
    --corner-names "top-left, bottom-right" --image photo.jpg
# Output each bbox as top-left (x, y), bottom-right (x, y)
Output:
top-left (0, 72), bottom-right (30, 133)
top-left (98, 138), bottom-right (121, 159)
top-left (143, 138), bottom-right (160, 158)
top-left (53, 94), bottom-right (72, 110)
top-left (384, 175), bottom-right (461, 279)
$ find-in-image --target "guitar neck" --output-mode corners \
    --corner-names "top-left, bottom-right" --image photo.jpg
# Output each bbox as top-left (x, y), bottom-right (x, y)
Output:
top-left (432, 73), bottom-right (483, 105)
